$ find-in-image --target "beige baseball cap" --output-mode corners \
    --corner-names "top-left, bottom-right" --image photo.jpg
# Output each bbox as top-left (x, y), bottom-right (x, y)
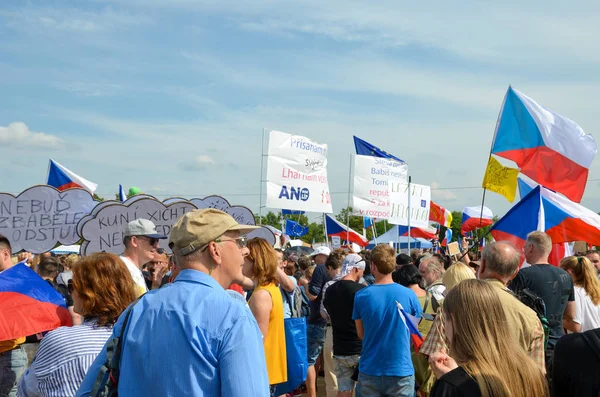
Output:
top-left (169, 209), bottom-right (259, 255)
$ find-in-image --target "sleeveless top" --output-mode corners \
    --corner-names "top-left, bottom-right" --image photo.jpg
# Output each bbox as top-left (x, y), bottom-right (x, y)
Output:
top-left (253, 282), bottom-right (287, 385)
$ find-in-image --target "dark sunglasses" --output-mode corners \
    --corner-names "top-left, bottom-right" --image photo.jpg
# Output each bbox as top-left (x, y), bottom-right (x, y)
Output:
top-left (68, 280), bottom-right (74, 294)
top-left (138, 236), bottom-right (159, 246)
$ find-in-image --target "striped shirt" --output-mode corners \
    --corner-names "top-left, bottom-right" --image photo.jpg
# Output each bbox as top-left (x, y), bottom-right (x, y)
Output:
top-left (17, 320), bottom-right (113, 397)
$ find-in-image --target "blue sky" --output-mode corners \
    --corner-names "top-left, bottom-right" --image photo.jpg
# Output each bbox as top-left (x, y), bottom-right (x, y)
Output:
top-left (1, 0), bottom-right (600, 220)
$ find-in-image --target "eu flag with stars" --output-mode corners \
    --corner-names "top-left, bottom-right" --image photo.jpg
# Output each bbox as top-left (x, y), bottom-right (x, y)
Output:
top-left (353, 136), bottom-right (404, 162)
top-left (285, 220), bottom-right (309, 237)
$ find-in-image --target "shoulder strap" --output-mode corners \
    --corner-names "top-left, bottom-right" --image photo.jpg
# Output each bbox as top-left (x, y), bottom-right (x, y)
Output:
top-left (281, 286), bottom-right (295, 315)
top-left (90, 296), bottom-right (143, 397)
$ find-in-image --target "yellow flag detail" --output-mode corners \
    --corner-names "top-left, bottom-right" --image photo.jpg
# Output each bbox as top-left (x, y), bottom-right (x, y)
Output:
top-left (482, 156), bottom-right (519, 202)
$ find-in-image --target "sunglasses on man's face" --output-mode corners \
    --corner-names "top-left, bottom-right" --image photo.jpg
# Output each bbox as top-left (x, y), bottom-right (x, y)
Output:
top-left (137, 236), bottom-right (159, 246)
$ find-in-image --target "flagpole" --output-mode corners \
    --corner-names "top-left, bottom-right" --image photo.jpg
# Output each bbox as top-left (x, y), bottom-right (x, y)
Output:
top-left (346, 154), bottom-right (353, 246)
top-left (479, 86), bottom-right (508, 231)
top-left (408, 175), bottom-right (412, 254)
top-left (373, 219), bottom-right (378, 245)
top-left (323, 213), bottom-right (329, 246)
top-left (259, 128), bottom-right (266, 225)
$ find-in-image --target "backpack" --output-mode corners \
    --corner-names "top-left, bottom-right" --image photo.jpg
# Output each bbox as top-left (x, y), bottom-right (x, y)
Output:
top-left (515, 288), bottom-right (550, 351)
top-left (282, 286), bottom-right (310, 318)
top-left (90, 298), bottom-right (142, 397)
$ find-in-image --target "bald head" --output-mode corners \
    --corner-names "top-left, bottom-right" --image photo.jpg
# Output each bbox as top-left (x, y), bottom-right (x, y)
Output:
top-left (480, 241), bottom-right (520, 282)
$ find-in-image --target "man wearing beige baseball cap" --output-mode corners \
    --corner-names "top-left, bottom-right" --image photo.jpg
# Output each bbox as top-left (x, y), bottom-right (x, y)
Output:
top-left (76, 209), bottom-right (270, 396)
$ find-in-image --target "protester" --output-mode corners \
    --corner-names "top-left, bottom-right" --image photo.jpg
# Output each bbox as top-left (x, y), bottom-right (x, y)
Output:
top-left (244, 238), bottom-right (287, 394)
top-left (37, 257), bottom-right (80, 325)
top-left (310, 246), bottom-right (331, 266)
top-left (120, 218), bottom-right (167, 296)
top-left (552, 327), bottom-right (600, 396)
top-left (0, 235), bottom-right (29, 397)
top-left (509, 231), bottom-right (575, 376)
top-left (559, 256), bottom-right (600, 332)
top-left (353, 244), bottom-right (422, 396)
top-left (393, 265), bottom-right (433, 336)
top-left (17, 253), bottom-right (137, 396)
top-left (585, 250), bottom-right (600, 276)
top-left (76, 209), bottom-right (269, 396)
top-left (142, 248), bottom-right (169, 291)
top-left (307, 249), bottom-right (343, 397)
top-left (55, 254), bottom-right (78, 287)
top-left (429, 279), bottom-right (548, 397)
top-left (322, 254), bottom-right (366, 397)
top-left (395, 253), bottom-right (412, 270)
top-left (297, 255), bottom-right (313, 292)
top-left (418, 255), bottom-right (446, 309)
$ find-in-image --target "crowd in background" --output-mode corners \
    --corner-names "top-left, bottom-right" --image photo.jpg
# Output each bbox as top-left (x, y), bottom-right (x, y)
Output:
top-left (2, 211), bottom-right (600, 396)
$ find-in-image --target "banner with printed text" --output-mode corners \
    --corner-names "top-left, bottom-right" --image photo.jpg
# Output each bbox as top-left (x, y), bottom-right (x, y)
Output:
top-left (265, 130), bottom-right (333, 213)
top-left (388, 182), bottom-right (431, 228)
top-left (352, 155), bottom-right (408, 219)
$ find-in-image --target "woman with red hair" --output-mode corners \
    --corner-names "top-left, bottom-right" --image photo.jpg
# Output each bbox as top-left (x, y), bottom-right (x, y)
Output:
top-left (17, 253), bottom-right (137, 397)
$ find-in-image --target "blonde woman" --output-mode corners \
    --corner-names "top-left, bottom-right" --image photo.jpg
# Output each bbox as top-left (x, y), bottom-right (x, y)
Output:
top-left (243, 238), bottom-right (287, 394)
top-left (560, 256), bottom-right (600, 332)
top-left (430, 279), bottom-right (548, 397)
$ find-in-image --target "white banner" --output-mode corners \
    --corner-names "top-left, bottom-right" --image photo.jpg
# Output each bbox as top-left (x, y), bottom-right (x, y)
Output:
top-left (352, 155), bottom-right (408, 219)
top-left (265, 130), bottom-right (333, 213)
top-left (388, 182), bottom-right (431, 228)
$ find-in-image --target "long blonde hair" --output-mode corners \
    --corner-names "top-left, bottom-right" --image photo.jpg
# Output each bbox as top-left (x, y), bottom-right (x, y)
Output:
top-left (560, 256), bottom-right (600, 305)
top-left (443, 279), bottom-right (548, 397)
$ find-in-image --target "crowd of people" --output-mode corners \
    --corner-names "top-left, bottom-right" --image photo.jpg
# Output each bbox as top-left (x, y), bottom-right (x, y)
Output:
top-left (2, 211), bottom-right (600, 396)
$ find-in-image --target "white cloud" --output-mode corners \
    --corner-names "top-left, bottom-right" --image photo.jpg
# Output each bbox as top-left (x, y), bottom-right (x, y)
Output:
top-left (0, 122), bottom-right (64, 149)
top-left (52, 81), bottom-right (124, 97)
top-left (430, 181), bottom-right (458, 202)
top-left (179, 155), bottom-right (217, 171)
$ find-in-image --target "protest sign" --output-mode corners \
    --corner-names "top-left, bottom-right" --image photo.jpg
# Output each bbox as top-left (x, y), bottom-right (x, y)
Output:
top-left (265, 130), bottom-right (333, 213)
top-left (0, 186), bottom-right (96, 254)
top-left (331, 236), bottom-right (341, 249)
top-left (388, 182), bottom-right (431, 228)
top-left (352, 155), bottom-right (408, 219)
top-left (448, 241), bottom-right (460, 256)
top-left (79, 195), bottom-right (276, 256)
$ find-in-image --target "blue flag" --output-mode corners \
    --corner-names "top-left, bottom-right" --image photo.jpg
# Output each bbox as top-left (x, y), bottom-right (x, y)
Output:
top-left (119, 184), bottom-right (127, 202)
top-left (282, 209), bottom-right (305, 215)
top-left (285, 220), bottom-right (309, 237)
top-left (353, 136), bottom-right (404, 162)
top-left (363, 217), bottom-right (374, 229)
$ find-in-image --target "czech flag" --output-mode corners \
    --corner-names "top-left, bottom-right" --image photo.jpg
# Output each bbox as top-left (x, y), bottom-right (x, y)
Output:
top-left (430, 201), bottom-right (453, 227)
top-left (462, 206), bottom-right (493, 235)
top-left (47, 159), bottom-right (97, 194)
top-left (0, 264), bottom-right (72, 340)
top-left (396, 301), bottom-right (423, 352)
top-left (325, 215), bottom-right (369, 246)
top-left (490, 185), bottom-right (600, 254)
top-left (398, 225), bottom-right (437, 240)
top-left (491, 86), bottom-right (597, 203)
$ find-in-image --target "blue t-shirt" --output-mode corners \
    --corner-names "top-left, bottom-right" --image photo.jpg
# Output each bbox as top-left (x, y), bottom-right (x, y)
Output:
top-left (352, 283), bottom-right (422, 377)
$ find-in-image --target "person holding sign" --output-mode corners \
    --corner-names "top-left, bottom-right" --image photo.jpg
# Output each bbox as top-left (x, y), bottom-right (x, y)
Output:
top-left (120, 219), bottom-right (167, 297)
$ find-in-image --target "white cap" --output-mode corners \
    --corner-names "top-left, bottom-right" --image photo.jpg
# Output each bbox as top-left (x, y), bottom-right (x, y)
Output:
top-left (309, 246), bottom-right (331, 258)
top-left (123, 219), bottom-right (167, 239)
top-left (340, 253), bottom-right (366, 277)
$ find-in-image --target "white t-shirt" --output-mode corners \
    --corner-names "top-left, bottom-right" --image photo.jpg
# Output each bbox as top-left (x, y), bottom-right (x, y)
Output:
top-left (120, 255), bottom-right (148, 296)
top-left (573, 285), bottom-right (600, 332)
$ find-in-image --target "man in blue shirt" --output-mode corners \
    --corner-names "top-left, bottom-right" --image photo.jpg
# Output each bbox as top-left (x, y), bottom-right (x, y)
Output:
top-left (353, 244), bottom-right (422, 397)
top-left (76, 209), bottom-right (270, 397)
